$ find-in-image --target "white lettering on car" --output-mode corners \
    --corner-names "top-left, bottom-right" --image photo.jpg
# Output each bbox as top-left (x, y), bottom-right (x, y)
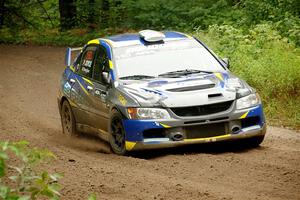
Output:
top-left (83, 60), bottom-right (93, 67)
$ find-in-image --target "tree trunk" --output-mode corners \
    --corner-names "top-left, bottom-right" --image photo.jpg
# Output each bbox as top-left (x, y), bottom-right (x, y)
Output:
top-left (59, 0), bottom-right (77, 30)
top-left (0, 0), bottom-right (5, 28)
top-left (101, 0), bottom-right (109, 28)
top-left (87, 0), bottom-right (96, 30)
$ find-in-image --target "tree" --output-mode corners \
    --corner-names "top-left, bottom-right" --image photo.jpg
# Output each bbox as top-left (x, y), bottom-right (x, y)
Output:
top-left (101, 0), bottom-right (109, 28)
top-left (87, 0), bottom-right (96, 29)
top-left (59, 0), bottom-right (77, 30)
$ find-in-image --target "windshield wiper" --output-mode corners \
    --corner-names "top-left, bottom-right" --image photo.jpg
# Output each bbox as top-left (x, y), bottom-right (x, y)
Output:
top-left (119, 75), bottom-right (156, 80)
top-left (158, 69), bottom-right (213, 77)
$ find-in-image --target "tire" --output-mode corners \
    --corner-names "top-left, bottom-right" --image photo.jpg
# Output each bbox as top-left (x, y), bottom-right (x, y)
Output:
top-left (60, 100), bottom-right (77, 136)
top-left (109, 110), bottom-right (127, 155)
top-left (244, 135), bottom-right (265, 147)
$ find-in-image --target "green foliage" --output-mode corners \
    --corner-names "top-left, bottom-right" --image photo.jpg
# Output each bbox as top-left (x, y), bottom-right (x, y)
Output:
top-left (0, 141), bottom-right (61, 200)
top-left (0, 141), bottom-right (99, 199)
top-left (196, 24), bottom-right (300, 129)
top-left (1, 0), bottom-right (299, 45)
top-left (0, 0), bottom-right (299, 129)
top-left (2, 0), bottom-right (59, 29)
top-left (88, 194), bottom-right (97, 200)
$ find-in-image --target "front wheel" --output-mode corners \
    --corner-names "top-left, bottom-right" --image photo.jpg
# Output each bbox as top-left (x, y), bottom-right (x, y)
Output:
top-left (109, 110), bottom-right (127, 155)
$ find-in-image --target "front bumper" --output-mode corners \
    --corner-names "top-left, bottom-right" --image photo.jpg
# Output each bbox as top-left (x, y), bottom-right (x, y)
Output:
top-left (123, 104), bottom-right (266, 151)
top-left (125, 123), bottom-right (266, 150)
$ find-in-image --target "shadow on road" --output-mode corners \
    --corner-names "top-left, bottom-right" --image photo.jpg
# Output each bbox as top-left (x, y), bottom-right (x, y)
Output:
top-left (50, 128), bottom-right (267, 159)
top-left (130, 141), bottom-right (267, 159)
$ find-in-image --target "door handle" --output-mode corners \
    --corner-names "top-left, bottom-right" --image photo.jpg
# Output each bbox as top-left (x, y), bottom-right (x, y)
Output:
top-left (87, 85), bottom-right (93, 91)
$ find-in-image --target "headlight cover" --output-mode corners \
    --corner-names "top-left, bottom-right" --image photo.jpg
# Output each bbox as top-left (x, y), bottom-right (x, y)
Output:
top-left (127, 108), bottom-right (171, 119)
top-left (236, 93), bottom-right (260, 110)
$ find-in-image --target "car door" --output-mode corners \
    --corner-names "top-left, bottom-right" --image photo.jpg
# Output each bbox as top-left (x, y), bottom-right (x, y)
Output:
top-left (88, 45), bottom-right (110, 133)
top-left (69, 45), bottom-right (97, 126)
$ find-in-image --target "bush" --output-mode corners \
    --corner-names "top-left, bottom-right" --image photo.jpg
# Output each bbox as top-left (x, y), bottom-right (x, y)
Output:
top-left (0, 140), bottom-right (61, 200)
top-left (195, 24), bottom-right (300, 128)
top-left (0, 141), bottom-right (99, 200)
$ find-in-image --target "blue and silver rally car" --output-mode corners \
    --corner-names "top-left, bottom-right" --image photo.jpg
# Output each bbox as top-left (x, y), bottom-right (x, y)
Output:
top-left (58, 30), bottom-right (266, 155)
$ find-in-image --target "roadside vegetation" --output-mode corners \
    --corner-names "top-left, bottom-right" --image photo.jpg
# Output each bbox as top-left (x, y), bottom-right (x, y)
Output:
top-left (0, 141), bottom-right (97, 200)
top-left (197, 24), bottom-right (300, 129)
top-left (0, 141), bottom-right (61, 200)
top-left (0, 0), bottom-right (299, 129)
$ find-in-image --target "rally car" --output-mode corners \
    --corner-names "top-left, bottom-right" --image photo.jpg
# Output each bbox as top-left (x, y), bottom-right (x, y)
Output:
top-left (58, 30), bottom-right (266, 155)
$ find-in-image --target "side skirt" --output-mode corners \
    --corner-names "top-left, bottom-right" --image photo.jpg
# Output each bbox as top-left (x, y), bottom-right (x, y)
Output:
top-left (76, 123), bottom-right (110, 142)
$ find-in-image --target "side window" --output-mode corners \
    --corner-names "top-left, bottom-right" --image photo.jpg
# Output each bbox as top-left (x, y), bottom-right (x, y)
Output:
top-left (77, 45), bottom-right (97, 78)
top-left (73, 52), bottom-right (82, 71)
top-left (93, 46), bottom-right (110, 84)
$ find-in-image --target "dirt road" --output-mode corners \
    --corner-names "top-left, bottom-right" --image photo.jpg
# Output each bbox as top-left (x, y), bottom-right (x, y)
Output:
top-left (0, 45), bottom-right (299, 200)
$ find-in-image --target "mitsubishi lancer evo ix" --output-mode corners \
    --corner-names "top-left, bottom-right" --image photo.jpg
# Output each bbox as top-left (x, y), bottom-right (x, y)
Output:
top-left (58, 30), bottom-right (266, 155)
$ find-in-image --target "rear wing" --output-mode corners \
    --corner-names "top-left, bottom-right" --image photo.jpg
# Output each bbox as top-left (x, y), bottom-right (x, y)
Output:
top-left (65, 47), bottom-right (83, 67)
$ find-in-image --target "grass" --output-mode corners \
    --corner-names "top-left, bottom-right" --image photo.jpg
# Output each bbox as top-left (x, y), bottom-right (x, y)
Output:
top-left (1, 26), bottom-right (299, 130)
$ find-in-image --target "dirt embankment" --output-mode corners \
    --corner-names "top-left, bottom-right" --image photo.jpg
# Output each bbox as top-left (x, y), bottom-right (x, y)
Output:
top-left (0, 45), bottom-right (299, 200)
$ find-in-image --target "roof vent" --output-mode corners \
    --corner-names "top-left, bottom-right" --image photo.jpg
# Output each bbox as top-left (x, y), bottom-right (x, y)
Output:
top-left (139, 30), bottom-right (165, 42)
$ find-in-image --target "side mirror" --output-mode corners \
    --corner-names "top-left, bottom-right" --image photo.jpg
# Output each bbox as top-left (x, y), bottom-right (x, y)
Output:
top-left (222, 58), bottom-right (230, 68)
top-left (102, 72), bottom-right (111, 85)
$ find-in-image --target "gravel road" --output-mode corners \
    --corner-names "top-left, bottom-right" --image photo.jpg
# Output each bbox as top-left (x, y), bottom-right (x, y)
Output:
top-left (0, 45), bottom-right (299, 200)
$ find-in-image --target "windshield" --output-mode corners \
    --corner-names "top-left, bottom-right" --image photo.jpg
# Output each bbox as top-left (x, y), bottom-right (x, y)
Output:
top-left (114, 39), bottom-right (225, 79)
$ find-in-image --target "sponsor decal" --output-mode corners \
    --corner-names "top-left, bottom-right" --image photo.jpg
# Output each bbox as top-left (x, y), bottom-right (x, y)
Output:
top-left (83, 60), bottom-right (93, 68)
top-left (81, 67), bottom-right (90, 74)
top-left (118, 94), bottom-right (127, 106)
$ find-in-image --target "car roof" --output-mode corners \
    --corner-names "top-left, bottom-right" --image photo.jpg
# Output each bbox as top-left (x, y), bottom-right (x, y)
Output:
top-left (89, 31), bottom-right (193, 48)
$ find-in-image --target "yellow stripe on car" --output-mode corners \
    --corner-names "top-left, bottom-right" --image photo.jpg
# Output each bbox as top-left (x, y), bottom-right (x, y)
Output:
top-left (82, 77), bottom-right (94, 85)
top-left (125, 141), bottom-right (136, 151)
top-left (70, 65), bottom-right (75, 72)
top-left (214, 72), bottom-right (224, 81)
top-left (87, 39), bottom-right (100, 44)
top-left (118, 94), bottom-right (127, 106)
top-left (69, 100), bottom-right (78, 108)
top-left (76, 78), bottom-right (89, 95)
top-left (109, 60), bottom-right (114, 69)
top-left (183, 33), bottom-right (193, 39)
top-left (184, 134), bottom-right (230, 142)
top-left (160, 123), bottom-right (171, 128)
top-left (239, 111), bottom-right (249, 119)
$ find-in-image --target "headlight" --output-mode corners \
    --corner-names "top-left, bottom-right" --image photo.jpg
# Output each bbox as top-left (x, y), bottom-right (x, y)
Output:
top-left (236, 93), bottom-right (260, 110)
top-left (127, 108), bottom-right (171, 119)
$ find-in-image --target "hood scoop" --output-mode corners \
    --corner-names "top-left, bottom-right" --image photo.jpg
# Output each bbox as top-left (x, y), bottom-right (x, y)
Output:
top-left (166, 83), bottom-right (215, 92)
top-left (208, 93), bottom-right (223, 98)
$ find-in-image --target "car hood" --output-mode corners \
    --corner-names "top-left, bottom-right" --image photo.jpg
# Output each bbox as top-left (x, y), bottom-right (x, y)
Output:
top-left (117, 72), bottom-right (251, 107)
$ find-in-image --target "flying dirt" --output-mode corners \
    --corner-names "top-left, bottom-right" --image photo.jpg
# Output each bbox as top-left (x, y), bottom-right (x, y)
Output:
top-left (0, 45), bottom-right (299, 200)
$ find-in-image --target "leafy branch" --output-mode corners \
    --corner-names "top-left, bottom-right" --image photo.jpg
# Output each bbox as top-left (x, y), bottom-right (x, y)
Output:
top-left (0, 140), bottom-right (61, 200)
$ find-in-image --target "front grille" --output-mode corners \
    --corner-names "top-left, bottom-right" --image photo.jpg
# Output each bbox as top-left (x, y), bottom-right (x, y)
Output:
top-left (185, 122), bottom-right (227, 139)
top-left (171, 101), bottom-right (233, 117)
top-left (143, 128), bottom-right (166, 138)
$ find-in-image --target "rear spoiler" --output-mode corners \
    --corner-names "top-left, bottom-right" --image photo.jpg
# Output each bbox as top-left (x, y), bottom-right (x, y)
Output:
top-left (65, 47), bottom-right (82, 67)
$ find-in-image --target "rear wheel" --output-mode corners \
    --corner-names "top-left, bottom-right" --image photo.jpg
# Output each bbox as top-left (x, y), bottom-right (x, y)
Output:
top-left (109, 110), bottom-right (127, 155)
top-left (61, 100), bottom-right (77, 136)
